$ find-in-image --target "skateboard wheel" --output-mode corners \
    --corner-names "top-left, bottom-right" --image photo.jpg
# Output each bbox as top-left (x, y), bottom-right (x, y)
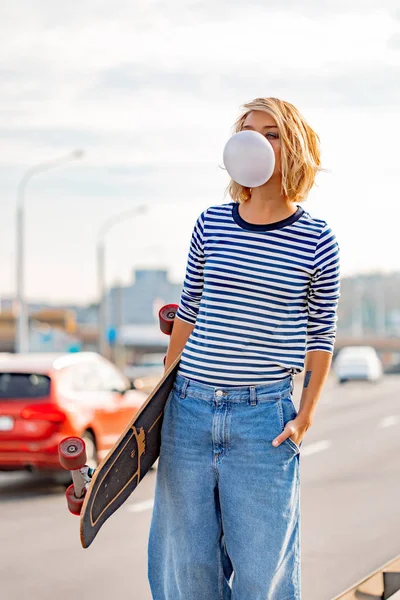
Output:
top-left (65, 484), bottom-right (86, 516)
top-left (159, 304), bottom-right (178, 335)
top-left (59, 437), bottom-right (87, 470)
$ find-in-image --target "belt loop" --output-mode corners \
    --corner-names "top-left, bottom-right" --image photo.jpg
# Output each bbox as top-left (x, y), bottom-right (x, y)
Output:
top-left (290, 376), bottom-right (294, 395)
top-left (180, 378), bottom-right (189, 399)
top-left (249, 386), bottom-right (257, 406)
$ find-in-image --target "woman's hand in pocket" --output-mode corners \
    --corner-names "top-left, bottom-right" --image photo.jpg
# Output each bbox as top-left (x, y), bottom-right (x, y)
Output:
top-left (272, 414), bottom-right (312, 448)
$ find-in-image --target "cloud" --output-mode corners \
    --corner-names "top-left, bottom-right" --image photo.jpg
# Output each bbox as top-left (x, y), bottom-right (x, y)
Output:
top-left (388, 32), bottom-right (400, 48)
top-left (92, 60), bottom-right (400, 108)
top-left (4, 0), bottom-right (400, 26)
top-left (96, 65), bottom-right (204, 94)
top-left (1, 6), bottom-right (396, 129)
top-left (222, 64), bottom-right (400, 108)
top-left (1, 1), bottom-right (400, 301)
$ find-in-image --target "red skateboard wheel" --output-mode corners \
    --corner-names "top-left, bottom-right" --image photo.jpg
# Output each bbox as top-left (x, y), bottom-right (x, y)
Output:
top-left (65, 484), bottom-right (86, 516)
top-left (59, 437), bottom-right (87, 470)
top-left (159, 304), bottom-right (178, 335)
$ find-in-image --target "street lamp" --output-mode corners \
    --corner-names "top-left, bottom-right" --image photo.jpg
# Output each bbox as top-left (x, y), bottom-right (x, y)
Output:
top-left (97, 205), bottom-right (147, 357)
top-left (15, 150), bottom-right (84, 353)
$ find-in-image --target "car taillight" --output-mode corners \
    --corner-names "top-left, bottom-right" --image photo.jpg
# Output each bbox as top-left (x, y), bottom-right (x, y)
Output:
top-left (21, 403), bottom-right (66, 423)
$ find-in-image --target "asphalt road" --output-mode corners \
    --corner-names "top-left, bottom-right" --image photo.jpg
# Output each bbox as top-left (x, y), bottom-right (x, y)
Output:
top-left (1, 375), bottom-right (399, 600)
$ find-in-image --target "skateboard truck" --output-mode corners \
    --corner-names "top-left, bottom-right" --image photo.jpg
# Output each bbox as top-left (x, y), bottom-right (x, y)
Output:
top-left (59, 437), bottom-right (94, 516)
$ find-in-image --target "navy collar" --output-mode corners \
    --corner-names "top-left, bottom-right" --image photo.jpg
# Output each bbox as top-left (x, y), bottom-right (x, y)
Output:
top-left (232, 202), bottom-right (304, 232)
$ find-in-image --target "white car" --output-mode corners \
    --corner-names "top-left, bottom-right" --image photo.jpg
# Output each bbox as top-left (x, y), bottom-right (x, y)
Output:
top-left (334, 346), bottom-right (383, 384)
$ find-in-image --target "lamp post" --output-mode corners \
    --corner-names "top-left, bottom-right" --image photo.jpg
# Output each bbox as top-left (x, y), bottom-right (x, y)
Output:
top-left (97, 205), bottom-right (147, 357)
top-left (15, 150), bottom-right (84, 353)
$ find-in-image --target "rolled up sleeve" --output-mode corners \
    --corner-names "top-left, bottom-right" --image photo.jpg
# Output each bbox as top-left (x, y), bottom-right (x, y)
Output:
top-left (306, 225), bottom-right (340, 354)
top-left (176, 211), bottom-right (206, 325)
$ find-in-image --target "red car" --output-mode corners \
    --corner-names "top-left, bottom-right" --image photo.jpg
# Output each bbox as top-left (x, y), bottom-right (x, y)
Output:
top-left (0, 352), bottom-right (146, 479)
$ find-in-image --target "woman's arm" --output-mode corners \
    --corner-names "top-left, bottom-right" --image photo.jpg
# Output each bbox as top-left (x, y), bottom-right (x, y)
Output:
top-left (273, 225), bottom-right (340, 448)
top-left (164, 210), bottom-right (206, 372)
top-left (164, 317), bottom-right (195, 372)
top-left (297, 350), bottom-right (332, 426)
top-left (272, 351), bottom-right (332, 447)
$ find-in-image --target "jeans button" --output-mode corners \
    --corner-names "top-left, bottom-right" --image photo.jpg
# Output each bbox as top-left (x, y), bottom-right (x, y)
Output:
top-left (215, 390), bottom-right (223, 397)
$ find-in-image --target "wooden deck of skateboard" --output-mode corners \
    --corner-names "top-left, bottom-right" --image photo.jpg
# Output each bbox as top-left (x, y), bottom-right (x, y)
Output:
top-left (80, 355), bottom-right (181, 548)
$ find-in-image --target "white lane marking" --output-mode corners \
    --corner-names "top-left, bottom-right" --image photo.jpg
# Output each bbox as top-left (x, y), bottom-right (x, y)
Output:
top-left (127, 498), bottom-right (154, 513)
top-left (379, 415), bottom-right (399, 429)
top-left (301, 440), bottom-right (332, 456)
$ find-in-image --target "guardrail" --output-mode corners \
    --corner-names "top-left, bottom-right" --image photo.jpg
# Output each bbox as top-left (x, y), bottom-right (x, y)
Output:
top-left (333, 554), bottom-right (400, 599)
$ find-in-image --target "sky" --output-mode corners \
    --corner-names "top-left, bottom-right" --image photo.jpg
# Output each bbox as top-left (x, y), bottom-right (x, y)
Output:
top-left (1, 0), bottom-right (400, 304)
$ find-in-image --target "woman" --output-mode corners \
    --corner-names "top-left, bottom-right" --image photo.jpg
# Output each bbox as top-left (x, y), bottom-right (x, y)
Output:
top-left (148, 97), bottom-right (340, 600)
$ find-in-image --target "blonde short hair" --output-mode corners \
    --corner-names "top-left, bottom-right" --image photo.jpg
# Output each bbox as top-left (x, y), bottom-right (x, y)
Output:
top-left (228, 97), bottom-right (321, 204)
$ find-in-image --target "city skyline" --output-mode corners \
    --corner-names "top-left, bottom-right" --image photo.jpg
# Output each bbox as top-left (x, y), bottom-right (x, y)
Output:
top-left (1, 264), bottom-right (400, 309)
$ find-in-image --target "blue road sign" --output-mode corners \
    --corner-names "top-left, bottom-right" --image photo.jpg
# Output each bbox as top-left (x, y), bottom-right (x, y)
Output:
top-left (107, 327), bottom-right (117, 346)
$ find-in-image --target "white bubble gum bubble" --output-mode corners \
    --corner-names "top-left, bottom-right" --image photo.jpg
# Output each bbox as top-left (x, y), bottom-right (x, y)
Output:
top-left (223, 130), bottom-right (275, 188)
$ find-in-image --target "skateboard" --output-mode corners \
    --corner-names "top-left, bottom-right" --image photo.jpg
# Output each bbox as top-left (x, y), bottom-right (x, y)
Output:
top-left (59, 303), bottom-right (179, 548)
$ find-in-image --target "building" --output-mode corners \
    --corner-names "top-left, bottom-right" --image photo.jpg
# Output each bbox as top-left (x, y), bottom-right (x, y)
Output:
top-left (106, 268), bottom-right (182, 328)
top-left (2, 269), bottom-right (400, 358)
top-left (337, 272), bottom-right (400, 337)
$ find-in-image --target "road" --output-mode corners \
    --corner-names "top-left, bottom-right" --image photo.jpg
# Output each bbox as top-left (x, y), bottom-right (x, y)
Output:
top-left (1, 375), bottom-right (400, 600)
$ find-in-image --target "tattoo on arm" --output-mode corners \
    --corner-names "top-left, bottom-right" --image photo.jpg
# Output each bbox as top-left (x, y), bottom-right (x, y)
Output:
top-left (304, 371), bottom-right (312, 389)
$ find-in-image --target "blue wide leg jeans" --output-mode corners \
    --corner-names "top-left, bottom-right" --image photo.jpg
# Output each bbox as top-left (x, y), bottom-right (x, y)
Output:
top-left (148, 374), bottom-right (301, 600)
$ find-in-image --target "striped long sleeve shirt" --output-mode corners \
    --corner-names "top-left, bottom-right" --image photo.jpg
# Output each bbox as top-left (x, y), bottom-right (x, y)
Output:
top-left (176, 202), bottom-right (340, 386)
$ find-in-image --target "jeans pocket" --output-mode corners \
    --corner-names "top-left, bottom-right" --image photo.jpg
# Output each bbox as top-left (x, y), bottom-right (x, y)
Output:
top-left (285, 435), bottom-right (301, 454)
top-left (278, 396), bottom-right (301, 454)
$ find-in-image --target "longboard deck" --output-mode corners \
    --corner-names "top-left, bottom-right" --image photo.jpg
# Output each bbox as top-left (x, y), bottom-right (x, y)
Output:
top-left (80, 355), bottom-right (181, 548)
